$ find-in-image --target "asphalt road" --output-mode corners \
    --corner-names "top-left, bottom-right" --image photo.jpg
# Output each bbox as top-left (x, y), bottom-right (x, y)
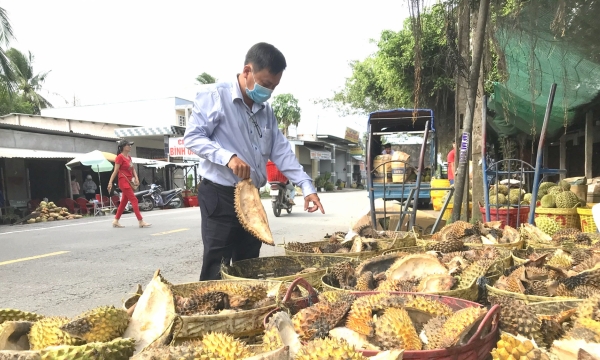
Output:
top-left (0, 189), bottom-right (370, 317)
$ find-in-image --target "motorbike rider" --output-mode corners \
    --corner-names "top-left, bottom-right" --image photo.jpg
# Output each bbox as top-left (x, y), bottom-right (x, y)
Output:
top-left (285, 180), bottom-right (296, 205)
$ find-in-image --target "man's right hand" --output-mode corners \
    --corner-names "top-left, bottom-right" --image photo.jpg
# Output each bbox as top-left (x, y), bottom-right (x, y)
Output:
top-left (227, 155), bottom-right (251, 179)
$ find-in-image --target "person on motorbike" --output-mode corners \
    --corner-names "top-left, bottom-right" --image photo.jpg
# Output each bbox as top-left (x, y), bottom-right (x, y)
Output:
top-left (286, 180), bottom-right (296, 205)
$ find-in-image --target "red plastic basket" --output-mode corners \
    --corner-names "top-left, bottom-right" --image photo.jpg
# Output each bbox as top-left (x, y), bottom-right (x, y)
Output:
top-left (266, 160), bottom-right (288, 183)
top-left (265, 278), bottom-right (500, 360)
top-left (188, 196), bottom-right (198, 207)
top-left (479, 204), bottom-right (530, 229)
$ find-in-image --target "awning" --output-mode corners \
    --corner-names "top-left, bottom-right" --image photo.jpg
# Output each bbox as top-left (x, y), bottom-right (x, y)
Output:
top-left (0, 147), bottom-right (83, 159)
top-left (114, 126), bottom-right (186, 138)
top-left (352, 155), bottom-right (365, 162)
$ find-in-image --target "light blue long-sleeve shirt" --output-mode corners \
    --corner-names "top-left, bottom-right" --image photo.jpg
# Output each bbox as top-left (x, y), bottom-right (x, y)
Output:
top-left (184, 76), bottom-right (316, 197)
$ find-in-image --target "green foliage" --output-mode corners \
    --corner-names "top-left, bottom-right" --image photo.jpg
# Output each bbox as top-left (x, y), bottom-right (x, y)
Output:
top-left (271, 93), bottom-right (301, 135)
top-left (0, 83), bottom-right (35, 115)
top-left (5, 48), bottom-right (52, 114)
top-left (324, 4), bottom-right (455, 115)
top-left (324, 182), bottom-right (335, 191)
top-left (195, 72), bottom-right (217, 85)
top-left (186, 174), bottom-right (194, 190)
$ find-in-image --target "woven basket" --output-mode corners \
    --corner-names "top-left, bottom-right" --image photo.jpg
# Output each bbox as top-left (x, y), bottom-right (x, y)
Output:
top-left (511, 247), bottom-right (558, 266)
top-left (321, 273), bottom-right (480, 301)
top-left (265, 278), bottom-right (500, 360)
top-left (534, 207), bottom-right (580, 230)
top-left (169, 280), bottom-right (285, 341)
top-left (577, 205), bottom-right (598, 233)
top-left (486, 284), bottom-right (578, 304)
top-left (220, 255), bottom-right (355, 289)
top-left (284, 235), bottom-right (417, 260)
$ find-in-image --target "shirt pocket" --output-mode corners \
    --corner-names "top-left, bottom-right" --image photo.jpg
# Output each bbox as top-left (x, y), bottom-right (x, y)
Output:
top-left (259, 128), bottom-right (272, 156)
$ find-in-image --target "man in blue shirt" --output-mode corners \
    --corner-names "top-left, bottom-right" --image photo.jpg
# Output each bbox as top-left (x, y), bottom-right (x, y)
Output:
top-left (184, 42), bottom-right (325, 280)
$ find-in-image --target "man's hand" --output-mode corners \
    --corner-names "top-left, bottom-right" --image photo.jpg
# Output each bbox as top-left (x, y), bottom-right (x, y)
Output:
top-left (227, 155), bottom-right (251, 179)
top-left (304, 193), bottom-right (325, 214)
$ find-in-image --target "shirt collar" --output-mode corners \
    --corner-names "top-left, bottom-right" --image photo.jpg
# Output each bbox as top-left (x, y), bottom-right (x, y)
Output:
top-left (232, 74), bottom-right (265, 111)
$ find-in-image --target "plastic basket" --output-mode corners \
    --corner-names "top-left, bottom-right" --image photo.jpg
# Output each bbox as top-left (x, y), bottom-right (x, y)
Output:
top-left (443, 203), bottom-right (473, 221)
top-left (577, 206), bottom-right (598, 233)
top-left (220, 255), bottom-right (355, 289)
top-left (265, 278), bottom-right (500, 360)
top-left (534, 207), bottom-right (580, 230)
top-left (266, 161), bottom-right (288, 183)
top-left (479, 205), bottom-right (529, 229)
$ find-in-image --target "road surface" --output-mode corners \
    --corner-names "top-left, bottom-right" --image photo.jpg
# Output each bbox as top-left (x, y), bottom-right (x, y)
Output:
top-left (0, 190), bottom-right (371, 316)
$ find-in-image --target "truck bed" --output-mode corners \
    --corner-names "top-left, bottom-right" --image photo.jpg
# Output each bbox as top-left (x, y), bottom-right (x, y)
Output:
top-left (371, 182), bottom-right (431, 201)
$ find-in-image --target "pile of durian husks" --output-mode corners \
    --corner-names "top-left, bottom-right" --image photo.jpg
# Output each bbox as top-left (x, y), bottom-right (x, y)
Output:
top-left (324, 245), bottom-right (501, 293)
top-left (273, 290), bottom-right (488, 354)
top-left (429, 220), bottom-right (521, 247)
top-left (489, 294), bottom-right (600, 359)
top-left (0, 305), bottom-right (134, 359)
top-left (494, 247), bottom-right (600, 299)
top-left (286, 226), bottom-right (415, 254)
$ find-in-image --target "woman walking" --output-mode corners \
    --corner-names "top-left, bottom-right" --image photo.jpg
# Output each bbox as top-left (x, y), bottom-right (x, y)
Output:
top-left (107, 140), bottom-right (151, 228)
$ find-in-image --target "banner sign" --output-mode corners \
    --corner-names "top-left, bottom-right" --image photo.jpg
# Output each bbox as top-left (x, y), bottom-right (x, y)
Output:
top-left (349, 147), bottom-right (363, 155)
top-left (168, 137), bottom-right (200, 158)
top-left (344, 127), bottom-right (360, 143)
top-left (310, 150), bottom-right (331, 160)
top-left (459, 132), bottom-right (470, 164)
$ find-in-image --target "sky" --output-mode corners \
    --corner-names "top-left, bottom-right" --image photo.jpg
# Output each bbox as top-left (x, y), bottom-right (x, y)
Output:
top-left (3, 0), bottom-right (411, 137)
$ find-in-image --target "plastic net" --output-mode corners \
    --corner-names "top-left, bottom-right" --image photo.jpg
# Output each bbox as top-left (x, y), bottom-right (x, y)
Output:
top-left (488, 0), bottom-right (600, 137)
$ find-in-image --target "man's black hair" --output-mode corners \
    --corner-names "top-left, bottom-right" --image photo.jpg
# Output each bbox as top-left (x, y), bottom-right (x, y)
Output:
top-left (384, 143), bottom-right (392, 148)
top-left (244, 42), bottom-right (287, 74)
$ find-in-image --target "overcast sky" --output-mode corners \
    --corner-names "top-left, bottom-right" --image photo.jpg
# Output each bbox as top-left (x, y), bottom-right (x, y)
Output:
top-left (3, 0), bottom-right (411, 135)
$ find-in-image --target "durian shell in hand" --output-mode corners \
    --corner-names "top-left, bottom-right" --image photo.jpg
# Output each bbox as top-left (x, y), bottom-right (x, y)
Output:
top-left (234, 179), bottom-right (274, 246)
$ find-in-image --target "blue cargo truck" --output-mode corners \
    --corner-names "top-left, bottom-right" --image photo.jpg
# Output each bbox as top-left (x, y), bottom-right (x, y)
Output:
top-left (366, 108), bottom-right (437, 207)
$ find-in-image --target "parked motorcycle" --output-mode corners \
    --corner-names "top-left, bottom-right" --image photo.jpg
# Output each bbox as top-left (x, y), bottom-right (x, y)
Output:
top-left (269, 181), bottom-right (292, 217)
top-left (111, 185), bottom-right (154, 213)
top-left (144, 184), bottom-right (183, 209)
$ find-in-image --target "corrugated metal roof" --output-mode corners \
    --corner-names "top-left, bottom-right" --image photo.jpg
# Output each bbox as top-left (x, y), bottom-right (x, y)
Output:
top-left (0, 147), bottom-right (83, 159)
top-left (0, 122), bottom-right (120, 141)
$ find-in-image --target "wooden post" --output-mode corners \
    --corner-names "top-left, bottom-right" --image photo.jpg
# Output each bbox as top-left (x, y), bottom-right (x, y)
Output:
top-left (585, 111), bottom-right (594, 180)
top-left (559, 135), bottom-right (566, 180)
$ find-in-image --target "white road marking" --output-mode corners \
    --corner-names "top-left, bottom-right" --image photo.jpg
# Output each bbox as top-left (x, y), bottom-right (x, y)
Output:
top-left (0, 208), bottom-right (197, 236)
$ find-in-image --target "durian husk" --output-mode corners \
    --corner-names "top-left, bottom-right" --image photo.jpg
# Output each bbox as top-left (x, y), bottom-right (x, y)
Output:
top-left (403, 295), bottom-right (453, 318)
top-left (40, 337), bottom-right (135, 360)
top-left (0, 310), bottom-right (43, 325)
top-left (439, 307), bottom-right (487, 348)
top-left (374, 307), bottom-right (422, 350)
top-left (346, 293), bottom-right (404, 337)
top-left (234, 178), bottom-right (274, 246)
top-left (295, 337), bottom-right (368, 360)
top-left (28, 317), bottom-right (86, 350)
top-left (60, 305), bottom-right (129, 343)
top-left (193, 332), bottom-right (254, 359)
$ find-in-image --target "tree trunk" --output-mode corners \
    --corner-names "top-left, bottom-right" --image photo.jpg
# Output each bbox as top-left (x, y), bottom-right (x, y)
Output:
top-left (451, 0), bottom-right (491, 222)
top-left (471, 65), bottom-right (485, 222)
top-left (455, 0), bottom-right (470, 221)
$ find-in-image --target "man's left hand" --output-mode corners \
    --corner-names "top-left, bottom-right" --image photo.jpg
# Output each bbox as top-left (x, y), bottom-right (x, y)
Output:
top-left (304, 193), bottom-right (325, 214)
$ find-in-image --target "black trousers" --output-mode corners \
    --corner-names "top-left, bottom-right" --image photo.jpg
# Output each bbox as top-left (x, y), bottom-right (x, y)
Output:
top-left (198, 178), bottom-right (262, 280)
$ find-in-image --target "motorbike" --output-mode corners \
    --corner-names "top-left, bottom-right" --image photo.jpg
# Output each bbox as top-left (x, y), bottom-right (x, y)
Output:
top-left (111, 185), bottom-right (154, 214)
top-left (269, 181), bottom-right (292, 217)
top-left (144, 184), bottom-right (184, 209)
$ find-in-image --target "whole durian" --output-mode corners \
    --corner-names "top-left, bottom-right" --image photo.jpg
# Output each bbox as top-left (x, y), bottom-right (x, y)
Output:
top-left (558, 179), bottom-right (571, 191)
top-left (555, 191), bottom-right (580, 209)
top-left (538, 182), bottom-right (556, 193)
top-left (548, 186), bottom-right (564, 196)
top-left (523, 193), bottom-right (532, 203)
top-left (540, 194), bottom-right (556, 208)
top-left (490, 194), bottom-right (506, 206)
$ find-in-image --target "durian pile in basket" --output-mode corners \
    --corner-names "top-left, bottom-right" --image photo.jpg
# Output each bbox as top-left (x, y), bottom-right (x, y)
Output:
top-left (489, 293), bottom-right (600, 359)
top-left (536, 180), bottom-right (587, 209)
top-left (489, 184), bottom-right (532, 206)
top-left (518, 222), bottom-right (600, 255)
top-left (266, 290), bottom-right (491, 356)
top-left (0, 305), bottom-right (135, 359)
top-left (427, 219), bottom-right (522, 247)
top-left (321, 243), bottom-right (507, 301)
top-left (27, 201), bottom-right (82, 224)
top-left (491, 246), bottom-right (600, 301)
top-left (285, 227), bottom-right (415, 255)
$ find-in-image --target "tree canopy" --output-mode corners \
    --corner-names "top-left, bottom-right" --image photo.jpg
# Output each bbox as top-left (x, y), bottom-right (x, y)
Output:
top-left (195, 72), bottom-right (217, 85)
top-left (271, 93), bottom-right (301, 137)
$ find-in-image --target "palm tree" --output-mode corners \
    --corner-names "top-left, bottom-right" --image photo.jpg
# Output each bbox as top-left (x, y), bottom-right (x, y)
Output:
top-left (195, 72), bottom-right (217, 85)
top-left (0, 6), bottom-right (15, 89)
top-left (6, 48), bottom-right (52, 114)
